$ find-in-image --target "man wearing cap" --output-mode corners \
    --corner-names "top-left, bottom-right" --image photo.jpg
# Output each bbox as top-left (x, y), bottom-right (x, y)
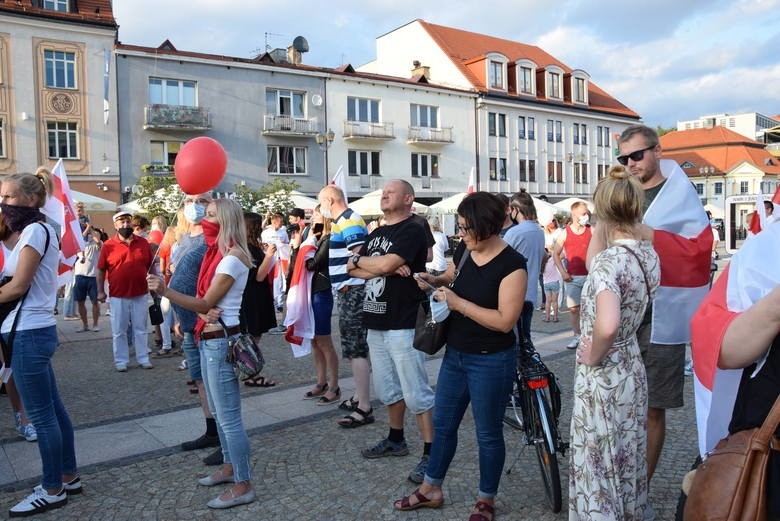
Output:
top-left (97, 211), bottom-right (155, 371)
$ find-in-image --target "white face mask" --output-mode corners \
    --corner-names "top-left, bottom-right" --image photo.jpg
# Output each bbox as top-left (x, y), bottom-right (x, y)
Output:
top-left (430, 294), bottom-right (450, 323)
top-left (578, 214), bottom-right (590, 226)
top-left (320, 205), bottom-right (333, 219)
top-left (183, 203), bottom-right (206, 224)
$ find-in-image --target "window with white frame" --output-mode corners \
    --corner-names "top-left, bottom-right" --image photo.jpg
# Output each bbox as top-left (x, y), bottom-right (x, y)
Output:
top-left (265, 89), bottom-right (305, 118)
top-left (0, 117), bottom-right (5, 157)
top-left (574, 163), bottom-right (588, 184)
top-left (519, 159), bottom-right (536, 182)
top-left (489, 157), bottom-right (507, 181)
top-left (488, 113), bottom-right (506, 137)
top-left (555, 120), bottom-right (563, 143)
top-left (597, 126), bottom-right (610, 147)
top-left (519, 66), bottom-right (534, 94)
top-left (547, 120), bottom-right (554, 141)
top-left (411, 153), bottom-right (439, 178)
top-left (527, 117), bottom-right (536, 140)
top-left (739, 181), bottom-right (749, 194)
top-left (410, 104), bottom-right (438, 128)
top-left (43, 0), bottom-right (68, 12)
top-left (148, 78), bottom-right (197, 106)
top-left (150, 141), bottom-right (183, 166)
top-left (547, 120), bottom-right (562, 142)
top-left (547, 71), bottom-right (561, 99)
top-left (47, 121), bottom-right (78, 159)
top-left (348, 150), bottom-right (380, 176)
top-left (44, 50), bottom-right (76, 89)
top-left (347, 97), bottom-right (380, 123)
top-left (714, 182), bottom-right (723, 195)
top-left (695, 183), bottom-right (704, 195)
top-left (489, 61), bottom-right (504, 89)
top-left (573, 123), bottom-right (581, 145)
top-left (603, 126), bottom-right (610, 148)
top-left (581, 124), bottom-right (588, 145)
top-left (547, 161), bottom-right (563, 183)
top-left (574, 77), bottom-right (586, 103)
top-left (267, 146), bottom-right (307, 175)
top-left (518, 116), bottom-right (526, 139)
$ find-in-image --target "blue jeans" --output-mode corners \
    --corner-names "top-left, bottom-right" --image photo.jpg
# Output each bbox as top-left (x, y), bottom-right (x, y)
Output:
top-left (182, 332), bottom-right (202, 381)
top-left (424, 345), bottom-right (516, 499)
top-left (7, 326), bottom-right (76, 489)
top-left (200, 335), bottom-right (251, 482)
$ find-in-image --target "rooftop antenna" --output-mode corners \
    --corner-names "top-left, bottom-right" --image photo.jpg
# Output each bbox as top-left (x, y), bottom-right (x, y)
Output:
top-left (250, 32), bottom-right (285, 59)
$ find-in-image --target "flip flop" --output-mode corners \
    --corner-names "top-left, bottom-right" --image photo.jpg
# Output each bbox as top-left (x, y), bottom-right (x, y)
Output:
top-left (244, 376), bottom-right (278, 388)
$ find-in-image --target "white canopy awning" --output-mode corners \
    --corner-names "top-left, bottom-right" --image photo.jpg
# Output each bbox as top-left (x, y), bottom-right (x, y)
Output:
top-left (349, 189), bottom-right (428, 217)
top-left (71, 190), bottom-right (117, 213)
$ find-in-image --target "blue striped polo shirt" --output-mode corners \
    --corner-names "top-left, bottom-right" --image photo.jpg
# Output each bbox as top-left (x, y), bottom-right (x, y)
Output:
top-left (328, 207), bottom-right (367, 290)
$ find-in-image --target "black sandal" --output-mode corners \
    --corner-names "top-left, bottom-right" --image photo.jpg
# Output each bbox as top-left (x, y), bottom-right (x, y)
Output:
top-left (338, 395), bottom-right (358, 411)
top-left (316, 387), bottom-right (340, 406)
top-left (337, 407), bottom-right (375, 428)
top-left (304, 382), bottom-right (328, 399)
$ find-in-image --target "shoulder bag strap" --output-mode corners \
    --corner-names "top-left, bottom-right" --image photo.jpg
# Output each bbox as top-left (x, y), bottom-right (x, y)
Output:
top-left (756, 394), bottom-right (780, 445)
top-left (619, 244), bottom-right (651, 301)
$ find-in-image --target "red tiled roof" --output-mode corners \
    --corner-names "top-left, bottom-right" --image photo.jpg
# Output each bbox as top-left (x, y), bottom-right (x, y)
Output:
top-left (660, 127), bottom-right (780, 176)
top-left (417, 20), bottom-right (639, 119)
top-left (0, 0), bottom-right (116, 27)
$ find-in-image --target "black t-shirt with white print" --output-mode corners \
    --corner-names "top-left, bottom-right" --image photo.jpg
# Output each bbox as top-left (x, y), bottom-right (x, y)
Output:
top-left (360, 216), bottom-right (427, 330)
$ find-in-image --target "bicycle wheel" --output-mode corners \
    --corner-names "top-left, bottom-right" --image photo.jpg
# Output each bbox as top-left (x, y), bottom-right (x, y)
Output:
top-left (532, 388), bottom-right (562, 513)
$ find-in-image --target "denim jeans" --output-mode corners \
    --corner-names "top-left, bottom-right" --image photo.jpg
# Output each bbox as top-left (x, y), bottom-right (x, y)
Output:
top-left (181, 332), bottom-right (202, 381)
top-left (6, 326), bottom-right (76, 489)
top-left (200, 335), bottom-right (252, 482)
top-left (424, 345), bottom-right (516, 499)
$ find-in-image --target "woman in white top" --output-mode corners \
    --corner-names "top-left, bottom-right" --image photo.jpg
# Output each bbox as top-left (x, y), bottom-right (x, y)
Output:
top-left (0, 171), bottom-right (80, 517)
top-left (425, 217), bottom-right (449, 276)
top-left (148, 198), bottom-right (254, 510)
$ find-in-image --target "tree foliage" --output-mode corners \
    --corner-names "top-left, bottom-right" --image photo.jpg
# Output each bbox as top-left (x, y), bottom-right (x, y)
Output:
top-left (233, 178), bottom-right (301, 216)
top-left (134, 175), bottom-right (184, 221)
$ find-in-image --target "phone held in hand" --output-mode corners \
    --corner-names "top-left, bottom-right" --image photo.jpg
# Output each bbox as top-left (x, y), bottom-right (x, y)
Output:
top-left (413, 273), bottom-right (438, 292)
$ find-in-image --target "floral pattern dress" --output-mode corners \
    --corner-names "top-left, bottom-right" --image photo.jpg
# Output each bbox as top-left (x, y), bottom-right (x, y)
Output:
top-left (569, 239), bottom-right (660, 521)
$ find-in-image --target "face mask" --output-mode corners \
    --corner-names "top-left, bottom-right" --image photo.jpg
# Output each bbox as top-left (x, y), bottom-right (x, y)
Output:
top-left (201, 219), bottom-right (220, 247)
top-left (578, 215), bottom-right (590, 226)
top-left (0, 203), bottom-right (44, 234)
top-left (430, 294), bottom-right (451, 323)
top-left (183, 203), bottom-right (206, 224)
top-left (117, 227), bottom-right (134, 239)
top-left (320, 205), bottom-right (333, 219)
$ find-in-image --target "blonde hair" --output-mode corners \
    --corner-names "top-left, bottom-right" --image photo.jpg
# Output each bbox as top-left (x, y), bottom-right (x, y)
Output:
top-left (593, 166), bottom-right (644, 233)
top-left (151, 215), bottom-right (168, 232)
top-left (213, 198), bottom-right (252, 266)
top-left (173, 208), bottom-right (190, 242)
top-left (3, 168), bottom-right (54, 208)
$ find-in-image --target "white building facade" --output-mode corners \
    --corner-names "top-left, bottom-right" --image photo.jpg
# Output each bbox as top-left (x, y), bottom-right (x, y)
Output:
top-left (677, 112), bottom-right (779, 142)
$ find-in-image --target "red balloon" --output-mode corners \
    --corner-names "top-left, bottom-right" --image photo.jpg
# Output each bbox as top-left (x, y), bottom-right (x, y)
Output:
top-left (174, 137), bottom-right (227, 194)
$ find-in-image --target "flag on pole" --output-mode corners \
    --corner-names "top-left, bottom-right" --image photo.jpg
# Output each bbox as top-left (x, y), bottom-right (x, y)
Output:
top-left (466, 167), bottom-right (476, 194)
top-left (41, 159), bottom-right (85, 283)
top-left (103, 49), bottom-right (110, 125)
top-left (330, 165), bottom-right (347, 199)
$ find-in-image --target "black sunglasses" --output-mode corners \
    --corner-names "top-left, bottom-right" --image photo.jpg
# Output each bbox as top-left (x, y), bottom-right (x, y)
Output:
top-left (616, 145), bottom-right (655, 166)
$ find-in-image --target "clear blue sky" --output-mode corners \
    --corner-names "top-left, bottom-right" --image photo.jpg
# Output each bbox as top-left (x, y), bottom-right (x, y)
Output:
top-left (114, 0), bottom-right (779, 128)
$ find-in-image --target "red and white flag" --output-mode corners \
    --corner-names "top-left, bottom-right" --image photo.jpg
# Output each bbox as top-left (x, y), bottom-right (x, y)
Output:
top-left (283, 235), bottom-right (317, 357)
top-left (330, 165), bottom-right (347, 200)
top-left (466, 167), bottom-right (476, 194)
top-left (41, 159), bottom-right (85, 284)
top-left (690, 221), bottom-right (780, 456)
top-left (642, 159), bottom-right (713, 345)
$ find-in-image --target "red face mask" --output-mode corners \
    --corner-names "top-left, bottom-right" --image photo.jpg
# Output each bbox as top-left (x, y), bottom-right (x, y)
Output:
top-left (201, 219), bottom-right (220, 247)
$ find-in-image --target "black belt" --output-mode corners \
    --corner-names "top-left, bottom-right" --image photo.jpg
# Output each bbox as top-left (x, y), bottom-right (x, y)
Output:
top-left (201, 325), bottom-right (241, 340)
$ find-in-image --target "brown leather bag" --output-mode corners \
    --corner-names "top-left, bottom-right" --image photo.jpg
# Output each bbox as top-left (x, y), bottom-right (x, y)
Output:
top-left (684, 395), bottom-right (780, 521)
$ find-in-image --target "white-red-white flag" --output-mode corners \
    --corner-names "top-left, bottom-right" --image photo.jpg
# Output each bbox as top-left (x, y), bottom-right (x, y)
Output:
top-left (41, 159), bottom-right (85, 283)
top-left (690, 221), bottom-right (780, 456)
top-left (643, 159), bottom-right (713, 345)
top-left (467, 167), bottom-right (476, 194)
top-left (284, 236), bottom-right (317, 358)
top-left (330, 165), bottom-right (347, 200)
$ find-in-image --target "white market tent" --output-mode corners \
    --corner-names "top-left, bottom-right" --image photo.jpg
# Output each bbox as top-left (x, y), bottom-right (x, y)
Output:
top-left (704, 203), bottom-right (724, 219)
top-left (349, 189), bottom-right (429, 217)
top-left (532, 197), bottom-right (561, 226)
top-left (428, 192), bottom-right (559, 226)
top-left (71, 190), bottom-right (117, 213)
top-left (119, 189), bottom-right (318, 215)
top-left (553, 197), bottom-right (594, 214)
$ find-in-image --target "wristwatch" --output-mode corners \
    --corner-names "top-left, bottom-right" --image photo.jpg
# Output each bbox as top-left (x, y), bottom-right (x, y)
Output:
top-left (351, 254), bottom-right (361, 267)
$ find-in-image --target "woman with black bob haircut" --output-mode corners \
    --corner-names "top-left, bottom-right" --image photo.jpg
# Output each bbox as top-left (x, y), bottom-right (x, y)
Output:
top-left (394, 191), bottom-right (527, 521)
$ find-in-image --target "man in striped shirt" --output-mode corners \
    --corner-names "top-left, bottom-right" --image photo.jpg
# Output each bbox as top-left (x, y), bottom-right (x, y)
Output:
top-left (318, 186), bottom-right (373, 428)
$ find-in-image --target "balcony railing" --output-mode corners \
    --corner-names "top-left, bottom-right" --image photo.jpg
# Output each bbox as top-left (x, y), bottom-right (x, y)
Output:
top-left (262, 115), bottom-right (318, 136)
top-left (407, 126), bottom-right (453, 144)
top-left (343, 120), bottom-right (395, 140)
top-left (144, 104), bottom-right (211, 131)
top-left (140, 164), bottom-right (174, 176)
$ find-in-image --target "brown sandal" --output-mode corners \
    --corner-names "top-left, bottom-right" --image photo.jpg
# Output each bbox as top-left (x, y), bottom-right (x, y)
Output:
top-left (393, 488), bottom-right (444, 511)
top-left (468, 500), bottom-right (495, 521)
top-left (304, 382), bottom-right (328, 399)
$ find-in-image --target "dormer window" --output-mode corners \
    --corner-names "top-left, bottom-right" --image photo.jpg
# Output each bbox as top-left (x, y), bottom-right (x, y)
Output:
top-left (43, 0), bottom-right (69, 12)
top-left (570, 70), bottom-right (590, 105)
top-left (545, 66), bottom-right (564, 100)
top-left (515, 59), bottom-right (537, 96)
top-left (489, 61), bottom-right (504, 89)
top-left (484, 53), bottom-right (508, 91)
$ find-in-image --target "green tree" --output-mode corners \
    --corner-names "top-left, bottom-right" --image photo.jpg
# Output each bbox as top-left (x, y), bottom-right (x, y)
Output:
top-left (655, 125), bottom-right (676, 136)
top-left (133, 175), bottom-right (184, 221)
top-left (237, 178), bottom-right (301, 216)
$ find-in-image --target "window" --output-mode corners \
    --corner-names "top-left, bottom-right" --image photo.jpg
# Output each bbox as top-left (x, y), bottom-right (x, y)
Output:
top-left (581, 124), bottom-right (587, 145)
top-left (489, 158), bottom-right (507, 181)
top-left (43, 0), bottom-right (68, 12)
top-left (519, 66), bottom-right (534, 94)
top-left (603, 127), bottom-right (611, 148)
top-left (519, 159), bottom-right (536, 182)
top-left (0, 118), bottom-right (4, 158)
top-left (597, 126), bottom-right (610, 147)
top-left (267, 146), bottom-right (306, 175)
top-left (729, 118), bottom-right (735, 127)
top-left (411, 153), bottom-right (439, 178)
top-left (528, 117), bottom-right (536, 140)
top-left (265, 89), bottom-right (304, 118)
top-left (348, 150), bottom-right (380, 176)
top-left (597, 164), bottom-right (607, 180)
top-left (47, 121), bottom-right (78, 159)
top-left (488, 113), bottom-right (505, 137)
top-left (547, 120), bottom-right (554, 142)
top-left (574, 77), bottom-right (586, 103)
top-left (573, 123), bottom-right (580, 145)
top-left (150, 141), bottom-right (183, 165)
top-left (518, 116), bottom-right (526, 139)
top-left (695, 183), bottom-right (704, 195)
top-left (574, 163), bottom-right (588, 184)
top-left (547, 161), bottom-right (563, 183)
top-left (548, 120), bottom-right (562, 142)
top-left (489, 61), bottom-right (504, 89)
top-left (740, 181), bottom-right (749, 194)
top-left (548, 72), bottom-right (561, 98)
top-left (410, 104), bottom-right (438, 128)
top-left (714, 182), bottom-right (723, 195)
top-left (148, 78), bottom-right (196, 106)
top-left (555, 120), bottom-right (562, 143)
top-left (44, 50), bottom-right (76, 89)
top-left (347, 97), bottom-right (379, 123)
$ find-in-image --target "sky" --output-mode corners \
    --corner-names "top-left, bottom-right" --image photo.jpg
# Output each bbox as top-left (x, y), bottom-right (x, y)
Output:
top-left (113, 0), bottom-right (780, 128)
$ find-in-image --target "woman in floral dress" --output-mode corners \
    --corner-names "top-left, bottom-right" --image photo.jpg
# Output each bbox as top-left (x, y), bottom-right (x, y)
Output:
top-left (569, 166), bottom-right (660, 521)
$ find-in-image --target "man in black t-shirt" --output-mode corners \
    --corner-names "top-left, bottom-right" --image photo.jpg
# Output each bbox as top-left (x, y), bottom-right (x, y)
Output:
top-left (347, 179), bottom-right (435, 484)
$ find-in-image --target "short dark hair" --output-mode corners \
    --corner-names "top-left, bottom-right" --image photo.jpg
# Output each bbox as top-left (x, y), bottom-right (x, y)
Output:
top-left (289, 208), bottom-right (305, 219)
top-left (509, 190), bottom-right (537, 221)
top-left (764, 200), bottom-right (774, 211)
top-left (457, 192), bottom-right (505, 241)
top-left (618, 124), bottom-right (659, 148)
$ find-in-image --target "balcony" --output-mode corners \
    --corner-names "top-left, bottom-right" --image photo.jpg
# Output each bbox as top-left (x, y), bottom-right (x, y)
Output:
top-left (343, 120), bottom-right (395, 141)
top-left (262, 115), bottom-right (318, 137)
top-left (407, 126), bottom-right (454, 146)
top-left (144, 104), bottom-right (211, 131)
top-left (766, 143), bottom-right (780, 157)
top-left (140, 164), bottom-right (174, 177)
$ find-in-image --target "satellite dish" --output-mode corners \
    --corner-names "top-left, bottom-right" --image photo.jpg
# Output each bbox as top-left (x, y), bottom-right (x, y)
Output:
top-left (311, 94), bottom-right (322, 107)
top-left (292, 36), bottom-right (309, 53)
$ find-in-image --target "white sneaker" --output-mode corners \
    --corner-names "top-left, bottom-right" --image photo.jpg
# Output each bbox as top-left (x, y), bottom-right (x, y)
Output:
top-left (9, 487), bottom-right (67, 517)
top-left (13, 413), bottom-right (37, 442)
top-left (116, 364), bottom-right (128, 372)
top-left (566, 336), bottom-right (580, 349)
top-left (90, 326), bottom-right (101, 332)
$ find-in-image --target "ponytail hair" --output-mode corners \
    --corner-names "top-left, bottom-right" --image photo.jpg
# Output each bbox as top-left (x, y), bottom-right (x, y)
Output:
top-left (2, 167), bottom-right (54, 208)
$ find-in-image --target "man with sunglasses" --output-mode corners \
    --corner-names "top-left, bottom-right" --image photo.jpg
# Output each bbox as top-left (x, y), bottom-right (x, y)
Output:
top-left (605, 124), bottom-right (712, 519)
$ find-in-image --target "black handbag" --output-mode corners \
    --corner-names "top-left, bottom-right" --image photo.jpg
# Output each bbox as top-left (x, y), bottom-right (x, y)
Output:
top-left (412, 251), bottom-right (470, 356)
top-left (148, 297), bottom-right (164, 326)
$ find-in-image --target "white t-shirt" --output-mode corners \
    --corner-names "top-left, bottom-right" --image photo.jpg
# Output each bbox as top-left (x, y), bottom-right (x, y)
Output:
top-left (74, 241), bottom-right (100, 277)
top-left (1, 223), bottom-right (58, 333)
top-left (213, 254), bottom-right (249, 328)
top-left (261, 226), bottom-right (290, 260)
top-left (426, 231), bottom-right (449, 272)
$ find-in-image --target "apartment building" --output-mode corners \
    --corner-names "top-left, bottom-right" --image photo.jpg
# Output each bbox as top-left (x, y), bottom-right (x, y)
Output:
top-left (677, 112), bottom-right (779, 142)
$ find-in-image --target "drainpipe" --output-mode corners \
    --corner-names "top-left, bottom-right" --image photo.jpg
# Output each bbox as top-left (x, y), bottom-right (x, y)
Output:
top-left (474, 95), bottom-right (482, 191)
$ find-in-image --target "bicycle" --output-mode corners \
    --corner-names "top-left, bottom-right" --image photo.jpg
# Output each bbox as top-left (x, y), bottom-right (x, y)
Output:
top-left (503, 342), bottom-right (568, 513)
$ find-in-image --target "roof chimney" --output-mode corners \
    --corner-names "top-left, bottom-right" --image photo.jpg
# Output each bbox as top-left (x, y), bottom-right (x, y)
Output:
top-left (287, 45), bottom-right (302, 65)
top-left (411, 60), bottom-right (430, 80)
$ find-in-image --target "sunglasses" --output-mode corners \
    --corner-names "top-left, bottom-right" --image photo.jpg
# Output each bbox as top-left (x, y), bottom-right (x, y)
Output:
top-left (616, 145), bottom-right (655, 166)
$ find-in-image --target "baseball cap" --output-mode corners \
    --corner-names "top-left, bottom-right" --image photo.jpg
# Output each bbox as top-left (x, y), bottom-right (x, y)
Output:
top-left (113, 210), bottom-right (133, 222)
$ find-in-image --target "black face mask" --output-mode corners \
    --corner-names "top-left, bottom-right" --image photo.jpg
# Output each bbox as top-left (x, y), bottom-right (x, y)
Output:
top-left (117, 228), bottom-right (134, 239)
top-left (0, 203), bottom-right (44, 233)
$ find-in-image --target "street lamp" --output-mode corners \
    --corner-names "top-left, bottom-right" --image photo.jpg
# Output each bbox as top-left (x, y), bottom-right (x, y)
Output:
top-left (315, 128), bottom-right (335, 185)
top-left (699, 165), bottom-right (715, 205)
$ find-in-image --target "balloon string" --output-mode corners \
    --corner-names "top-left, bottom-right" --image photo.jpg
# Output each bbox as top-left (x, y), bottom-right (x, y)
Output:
top-left (147, 191), bottom-right (188, 276)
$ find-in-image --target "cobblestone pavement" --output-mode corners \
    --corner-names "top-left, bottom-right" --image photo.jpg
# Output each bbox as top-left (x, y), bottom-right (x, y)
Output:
top-left (0, 307), bottom-right (699, 520)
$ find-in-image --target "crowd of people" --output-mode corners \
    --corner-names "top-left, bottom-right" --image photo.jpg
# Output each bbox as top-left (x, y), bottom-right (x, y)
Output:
top-left (0, 123), bottom-right (777, 519)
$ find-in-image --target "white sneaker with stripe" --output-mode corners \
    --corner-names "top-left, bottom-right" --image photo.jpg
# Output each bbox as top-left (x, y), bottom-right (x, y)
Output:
top-left (9, 487), bottom-right (67, 517)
